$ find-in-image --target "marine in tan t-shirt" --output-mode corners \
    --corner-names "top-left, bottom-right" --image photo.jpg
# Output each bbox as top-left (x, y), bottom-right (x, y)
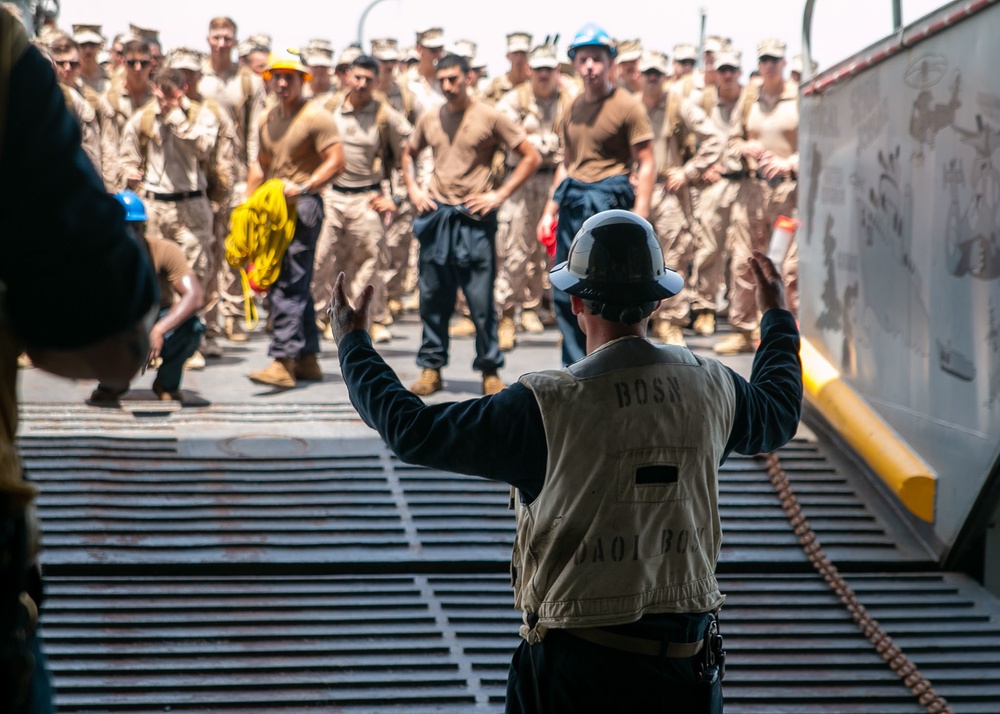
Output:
top-left (399, 54), bottom-right (541, 397)
top-left (408, 98), bottom-right (526, 205)
top-left (258, 100), bottom-right (341, 185)
top-left (559, 85), bottom-right (652, 184)
top-left (245, 56), bottom-right (345, 389)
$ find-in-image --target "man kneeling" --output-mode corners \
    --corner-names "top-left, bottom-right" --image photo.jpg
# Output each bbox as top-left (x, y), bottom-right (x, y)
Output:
top-left (88, 190), bottom-right (204, 405)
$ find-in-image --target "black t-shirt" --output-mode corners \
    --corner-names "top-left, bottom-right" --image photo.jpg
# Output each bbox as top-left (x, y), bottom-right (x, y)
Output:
top-left (0, 44), bottom-right (157, 349)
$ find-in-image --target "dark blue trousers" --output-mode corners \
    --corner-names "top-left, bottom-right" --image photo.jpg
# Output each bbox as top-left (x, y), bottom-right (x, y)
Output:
top-left (269, 194), bottom-right (323, 360)
top-left (552, 175), bottom-right (635, 366)
top-left (505, 614), bottom-right (722, 714)
top-left (413, 205), bottom-right (503, 373)
top-left (154, 312), bottom-right (204, 391)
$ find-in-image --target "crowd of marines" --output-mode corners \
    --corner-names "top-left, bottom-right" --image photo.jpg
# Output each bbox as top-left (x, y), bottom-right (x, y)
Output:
top-left (22, 12), bottom-right (806, 397)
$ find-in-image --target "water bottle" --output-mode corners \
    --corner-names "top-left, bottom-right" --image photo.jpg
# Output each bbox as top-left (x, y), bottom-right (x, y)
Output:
top-left (767, 215), bottom-right (798, 265)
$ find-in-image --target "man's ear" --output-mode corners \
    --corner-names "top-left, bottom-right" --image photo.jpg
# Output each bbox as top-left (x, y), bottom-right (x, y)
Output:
top-left (570, 295), bottom-right (584, 316)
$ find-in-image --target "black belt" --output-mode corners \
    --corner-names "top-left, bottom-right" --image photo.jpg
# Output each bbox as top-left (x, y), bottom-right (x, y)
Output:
top-left (331, 184), bottom-right (380, 194)
top-left (719, 170), bottom-right (750, 180)
top-left (148, 189), bottom-right (204, 201)
top-left (564, 627), bottom-right (704, 658)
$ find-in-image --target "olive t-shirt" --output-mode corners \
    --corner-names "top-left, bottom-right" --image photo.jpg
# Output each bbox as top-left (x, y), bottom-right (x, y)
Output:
top-left (259, 99), bottom-right (341, 186)
top-left (558, 86), bottom-right (653, 183)
top-left (146, 237), bottom-right (191, 309)
top-left (409, 98), bottom-right (526, 205)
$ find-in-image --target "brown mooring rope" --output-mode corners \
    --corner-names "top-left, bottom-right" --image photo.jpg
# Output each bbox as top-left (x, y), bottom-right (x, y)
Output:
top-left (763, 452), bottom-right (954, 714)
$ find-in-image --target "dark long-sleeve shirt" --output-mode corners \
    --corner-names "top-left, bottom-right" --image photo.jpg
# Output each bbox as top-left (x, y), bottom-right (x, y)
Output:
top-left (338, 309), bottom-right (803, 503)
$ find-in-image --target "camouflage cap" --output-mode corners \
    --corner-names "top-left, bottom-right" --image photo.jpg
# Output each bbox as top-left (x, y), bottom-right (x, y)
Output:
top-left (371, 37), bottom-right (400, 61)
top-left (450, 39), bottom-right (477, 60)
top-left (506, 32), bottom-right (531, 53)
top-left (528, 43), bottom-right (559, 69)
top-left (702, 35), bottom-right (730, 54)
top-left (615, 39), bottom-right (642, 64)
top-left (306, 38), bottom-right (333, 55)
top-left (672, 43), bottom-right (697, 62)
top-left (302, 50), bottom-right (333, 68)
top-left (336, 44), bottom-right (362, 68)
top-left (237, 40), bottom-right (253, 58)
top-left (638, 49), bottom-right (668, 75)
top-left (416, 27), bottom-right (445, 49)
top-left (757, 38), bottom-right (786, 59)
top-left (248, 33), bottom-right (272, 52)
top-left (72, 24), bottom-right (104, 45)
top-left (167, 47), bottom-right (203, 72)
top-left (789, 54), bottom-right (818, 74)
top-left (128, 24), bottom-right (159, 43)
top-left (715, 49), bottom-right (742, 70)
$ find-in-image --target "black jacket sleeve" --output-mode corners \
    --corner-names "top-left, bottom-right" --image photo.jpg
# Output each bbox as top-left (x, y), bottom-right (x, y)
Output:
top-left (338, 331), bottom-right (548, 500)
top-left (723, 309), bottom-right (803, 459)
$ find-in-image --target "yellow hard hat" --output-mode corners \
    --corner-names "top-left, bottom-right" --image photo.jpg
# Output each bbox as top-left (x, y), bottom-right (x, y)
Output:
top-left (262, 51), bottom-right (313, 82)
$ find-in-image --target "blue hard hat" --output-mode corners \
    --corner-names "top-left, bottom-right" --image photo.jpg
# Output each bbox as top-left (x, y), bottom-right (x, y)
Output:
top-left (567, 23), bottom-right (616, 61)
top-left (114, 190), bottom-right (147, 222)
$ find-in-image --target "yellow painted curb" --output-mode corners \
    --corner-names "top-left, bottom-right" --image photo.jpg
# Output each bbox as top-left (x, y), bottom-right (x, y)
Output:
top-left (799, 337), bottom-right (936, 523)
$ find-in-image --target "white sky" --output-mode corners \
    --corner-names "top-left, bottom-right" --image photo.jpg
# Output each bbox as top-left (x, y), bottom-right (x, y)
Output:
top-left (56, 0), bottom-right (945, 78)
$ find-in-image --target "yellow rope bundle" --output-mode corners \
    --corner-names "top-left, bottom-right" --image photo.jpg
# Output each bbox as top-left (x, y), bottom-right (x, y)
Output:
top-left (225, 180), bottom-right (297, 330)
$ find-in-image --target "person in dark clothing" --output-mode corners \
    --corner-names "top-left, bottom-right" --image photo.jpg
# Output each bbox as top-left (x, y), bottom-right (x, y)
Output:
top-left (330, 210), bottom-right (802, 713)
top-left (1, 10), bottom-right (158, 712)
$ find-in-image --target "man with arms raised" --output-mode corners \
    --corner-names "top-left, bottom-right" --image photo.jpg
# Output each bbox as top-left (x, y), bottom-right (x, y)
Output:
top-left (329, 210), bottom-right (801, 713)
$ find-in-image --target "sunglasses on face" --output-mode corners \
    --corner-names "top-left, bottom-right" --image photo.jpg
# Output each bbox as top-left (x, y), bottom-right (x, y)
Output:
top-left (127, 59), bottom-right (152, 68)
top-left (57, 60), bottom-right (80, 68)
top-left (758, 56), bottom-right (781, 64)
top-left (718, 66), bottom-right (739, 74)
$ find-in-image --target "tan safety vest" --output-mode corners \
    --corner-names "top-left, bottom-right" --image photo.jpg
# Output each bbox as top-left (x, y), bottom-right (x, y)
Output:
top-left (514, 336), bottom-right (734, 641)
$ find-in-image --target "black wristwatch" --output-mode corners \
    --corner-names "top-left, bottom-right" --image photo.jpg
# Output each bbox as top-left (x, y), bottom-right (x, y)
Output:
top-left (299, 184), bottom-right (310, 196)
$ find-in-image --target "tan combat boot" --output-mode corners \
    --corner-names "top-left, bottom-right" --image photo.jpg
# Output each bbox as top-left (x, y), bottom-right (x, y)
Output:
top-left (482, 371), bottom-right (505, 396)
top-left (713, 330), bottom-right (756, 355)
top-left (248, 358), bottom-right (297, 389)
top-left (370, 322), bottom-right (393, 344)
top-left (224, 316), bottom-right (249, 343)
top-left (295, 354), bottom-right (323, 382)
top-left (520, 309), bottom-right (545, 334)
top-left (449, 315), bottom-right (476, 338)
top-left (410, 368), bottom-right (442, 396)
top-left (498, 314), bottom-right (517, 351)
top-left (654, 321), bottom-right (687, 347)
top-left (152, 381), bottom-right (182, 402)
top-left (184, 350), bottom-right (206, 371)
top-left (692, 311), bottom-right (716, 336)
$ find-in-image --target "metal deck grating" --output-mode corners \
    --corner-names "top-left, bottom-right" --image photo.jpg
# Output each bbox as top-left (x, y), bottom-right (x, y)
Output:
top-left (19, 421), bottom-right (1000, 711)
top-left (39, 572), bottom-right (1000, 713)
top-left (26, 436), bottom-right (932, 571)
